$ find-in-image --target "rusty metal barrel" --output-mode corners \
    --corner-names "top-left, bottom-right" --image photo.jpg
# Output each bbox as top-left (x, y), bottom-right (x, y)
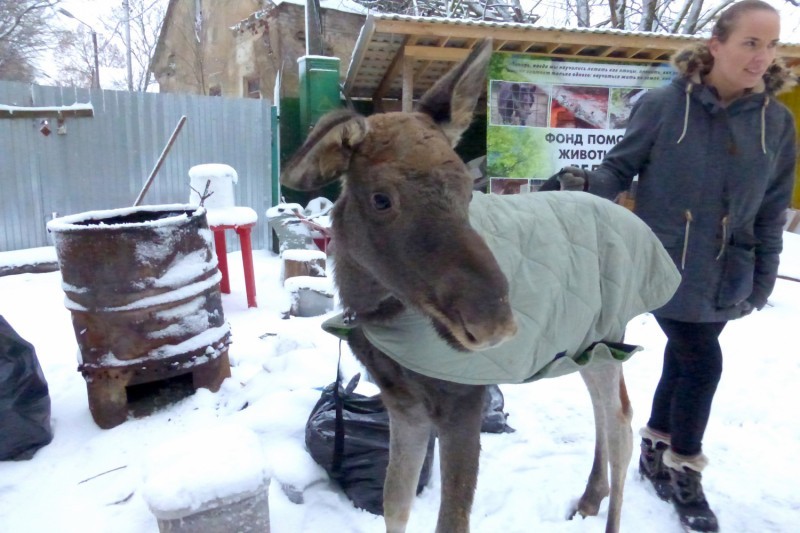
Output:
top-left (47, 204), bottom-right (231, 429)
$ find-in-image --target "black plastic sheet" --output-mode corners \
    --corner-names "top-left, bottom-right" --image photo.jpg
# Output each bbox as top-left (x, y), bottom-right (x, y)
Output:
top-left (0, 316), bottom-right (53, 461)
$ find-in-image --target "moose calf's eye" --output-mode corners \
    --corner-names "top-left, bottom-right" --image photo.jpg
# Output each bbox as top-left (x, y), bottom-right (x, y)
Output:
top-left (371, 193), bottom-right (392, 211)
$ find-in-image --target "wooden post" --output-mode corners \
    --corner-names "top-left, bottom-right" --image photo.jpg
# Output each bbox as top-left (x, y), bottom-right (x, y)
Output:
top-left (281, 249), bottom-right (326, 283)
top-left (402, 56), bottom-right (414, 112)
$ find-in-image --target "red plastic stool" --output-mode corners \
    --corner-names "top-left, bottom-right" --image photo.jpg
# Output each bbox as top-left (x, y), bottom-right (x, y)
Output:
top-left (208, 210), bottom-right (258, 308)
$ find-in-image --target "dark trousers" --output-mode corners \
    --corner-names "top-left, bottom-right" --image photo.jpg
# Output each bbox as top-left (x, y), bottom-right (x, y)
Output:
top-left (646, 317), bottom-right (727, 456)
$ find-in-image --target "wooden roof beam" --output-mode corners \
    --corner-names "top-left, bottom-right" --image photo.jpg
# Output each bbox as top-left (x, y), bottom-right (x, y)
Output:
top-left (343, 15), bottom-right (377, 96)
top-left (404, 45), bottom-right (469, 62)
top-left (372, 35), bottom-right (412, 108)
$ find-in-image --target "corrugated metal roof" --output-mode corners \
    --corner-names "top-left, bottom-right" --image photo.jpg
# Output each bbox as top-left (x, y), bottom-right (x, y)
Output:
top-left (344, 13), bottom-right (800, 104)
top-left (272, 0), bottom-right (371, 15)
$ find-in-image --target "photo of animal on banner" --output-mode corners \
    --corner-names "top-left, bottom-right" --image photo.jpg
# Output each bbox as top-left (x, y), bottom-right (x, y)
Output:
top-left (486, 54), bottom-right (674, 195)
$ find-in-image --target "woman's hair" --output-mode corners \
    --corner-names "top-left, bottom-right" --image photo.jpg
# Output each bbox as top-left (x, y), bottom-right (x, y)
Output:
top-left (712, 0), bottom-right (779, 42)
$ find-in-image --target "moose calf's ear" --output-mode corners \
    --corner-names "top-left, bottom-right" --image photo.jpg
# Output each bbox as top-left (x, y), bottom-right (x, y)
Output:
top-left (281, 109), bottom-right (369, 191)
top-left (415, 39), bottom-right (493, 147)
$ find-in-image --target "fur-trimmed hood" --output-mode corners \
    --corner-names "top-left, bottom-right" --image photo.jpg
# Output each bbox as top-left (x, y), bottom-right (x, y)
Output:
top-left (671, 42), bottom-right (797, 95)
top-left (668, 43), bottom-right (796, 156)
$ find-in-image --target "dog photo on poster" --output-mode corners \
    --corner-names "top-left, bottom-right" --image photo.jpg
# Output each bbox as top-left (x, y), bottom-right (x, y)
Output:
top-left (486, 53), bottom-right (674, 194)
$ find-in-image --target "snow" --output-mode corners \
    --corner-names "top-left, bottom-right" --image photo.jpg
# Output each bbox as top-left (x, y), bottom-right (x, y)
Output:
top-left (0, 234), bottom-right (799, 532)
top-left (273, 0), bottom-right (371, 16)
top-left (204, 206), bottom-right (259, 227)
top-left (0, 102), bottom-right (94, 115)
top-left (141, 422), bottom-right (268, 518)
top-left (284, 275), bottom-right (335, 295)
top-left (0, 246), bottom-right (57, 268)
top-left (282, 249), bottom-right (327, 262)
top-left (266, 203), bottom-right (304, 218)
top-left (46, 204), bottom-right (203, 232)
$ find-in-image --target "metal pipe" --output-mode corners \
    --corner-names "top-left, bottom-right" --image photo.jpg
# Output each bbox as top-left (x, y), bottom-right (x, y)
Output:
top-left (123, 0), bottom-right (133, 91)
top-left (58, 8), bottom-right (100, 89)
top-left (90, 30), bottom-right (100, 89)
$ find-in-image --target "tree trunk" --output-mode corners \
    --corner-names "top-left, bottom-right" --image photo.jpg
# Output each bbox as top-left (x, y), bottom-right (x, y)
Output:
top-left (694, 0), bottom-right (736, 35)
top-left (575, 0), bottom-right (590, 27)
top-left (607, 0), bottom-right (627, 29)
top-left (639, 0), bottom-right (657, 31)
top-left (669, 0), bottom-right (693, 33)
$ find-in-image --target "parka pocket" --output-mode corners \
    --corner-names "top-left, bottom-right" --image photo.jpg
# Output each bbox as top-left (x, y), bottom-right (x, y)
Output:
top-left (653, 232), bottom-right (683, 268)
top-left (716, 238), bottom-right (755, 309)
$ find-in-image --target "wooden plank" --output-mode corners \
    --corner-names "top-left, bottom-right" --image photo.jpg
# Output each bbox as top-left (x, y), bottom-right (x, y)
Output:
top-left (372, 36), bottom-right (411, 107)
top-left (402, 57), bottom-right (414, 112)
top-left (343, 15), bottom-right (377, 95)
top-left (404, 45), bottom-right (469, 62)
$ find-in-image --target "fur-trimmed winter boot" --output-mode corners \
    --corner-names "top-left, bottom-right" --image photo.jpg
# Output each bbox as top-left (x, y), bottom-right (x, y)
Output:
top-left (664, 450), bottom-right (719, 532)
top-left (639, 426), bottom-right (673, 501)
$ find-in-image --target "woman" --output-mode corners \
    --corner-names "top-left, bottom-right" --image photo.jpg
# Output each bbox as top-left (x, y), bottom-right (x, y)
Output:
top-left (551, 1), bottom-right (796, 531)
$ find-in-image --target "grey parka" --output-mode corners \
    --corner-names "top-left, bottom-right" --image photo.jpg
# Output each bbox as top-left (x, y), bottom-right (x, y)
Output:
top-left (588, 44), bottom-right (797, 322)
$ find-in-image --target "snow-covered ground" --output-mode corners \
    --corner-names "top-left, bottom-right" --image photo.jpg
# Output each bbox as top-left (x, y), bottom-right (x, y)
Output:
top-left (0, 232), bottom-right (798, 532)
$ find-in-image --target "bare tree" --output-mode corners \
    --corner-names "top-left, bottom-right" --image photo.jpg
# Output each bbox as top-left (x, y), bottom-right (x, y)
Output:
top-left (48, 0), bottom-right (166, 91)
top-left (0, 0), bottom-right (61, 82)
top-left (575, 0), bottom-right (591, 27)
top-left (639, 0), bottom-right (657, 30)
top-left (566, 0), bottom-right (744, 33)
top-left (54, 26), bottom-right (124, 88)
top-left (102, 0), bottom-right (166, 91)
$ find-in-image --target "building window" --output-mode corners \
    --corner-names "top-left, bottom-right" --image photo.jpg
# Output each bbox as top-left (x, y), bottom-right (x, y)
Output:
top-left (209, 85), bottom-right (222, 97)
top-left (245, 77), bottom-right (261, 99)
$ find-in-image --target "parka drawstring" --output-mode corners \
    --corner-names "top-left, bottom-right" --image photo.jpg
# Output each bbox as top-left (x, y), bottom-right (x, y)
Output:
top-left (677, 84), bottom-right (770, 153)
top-left (682, 212), bottom-right (730, 266)
top-left (761, 97), bottom-right (769, 153)
top-left (681, 209), bottom-right (693, 270)
top-left (716, 216), bottom-right (729, 260)
top-left (676, 84), bottom-right (693, 144)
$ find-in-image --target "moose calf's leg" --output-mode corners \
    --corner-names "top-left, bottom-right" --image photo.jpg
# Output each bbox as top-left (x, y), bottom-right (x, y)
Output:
top-left (384, 403), bottom-right (434, 533)
top-left (577, 363), bottom-right (633, 533)
top-left (606, 368), bottom-right (633, 533)
top-left (575, 367), bottom-right (611, 518)
top-left (432, 386), bottom-right (485, 533)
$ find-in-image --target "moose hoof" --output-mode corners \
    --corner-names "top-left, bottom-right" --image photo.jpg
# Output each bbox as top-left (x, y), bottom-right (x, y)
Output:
top-left (570, 498), bottom-right (601, 519)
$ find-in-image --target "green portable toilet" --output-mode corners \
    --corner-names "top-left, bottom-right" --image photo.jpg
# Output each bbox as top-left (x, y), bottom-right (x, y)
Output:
top-left (294, 55), bottom-right (343, 205)
top-left (298, 55), bottom-right (341, 134)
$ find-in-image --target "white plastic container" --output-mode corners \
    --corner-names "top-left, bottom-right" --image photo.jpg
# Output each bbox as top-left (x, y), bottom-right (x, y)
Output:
top-left (188, 163), bottom-right (238, 209)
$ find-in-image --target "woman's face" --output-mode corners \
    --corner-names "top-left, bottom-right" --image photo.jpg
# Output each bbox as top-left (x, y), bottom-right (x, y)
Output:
top-left (708, 9), bottom-right (781, 94)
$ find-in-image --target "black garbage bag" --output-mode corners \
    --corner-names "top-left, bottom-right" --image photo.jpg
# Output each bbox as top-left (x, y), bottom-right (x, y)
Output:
top-left (0, 315), bottom-right (53, 460)
top-left (305, 375), bottom-right (515, 515)
top-left (305, 373), bottom-right (436, 515)
top-left (482, 384), bottom-right (515, 434)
